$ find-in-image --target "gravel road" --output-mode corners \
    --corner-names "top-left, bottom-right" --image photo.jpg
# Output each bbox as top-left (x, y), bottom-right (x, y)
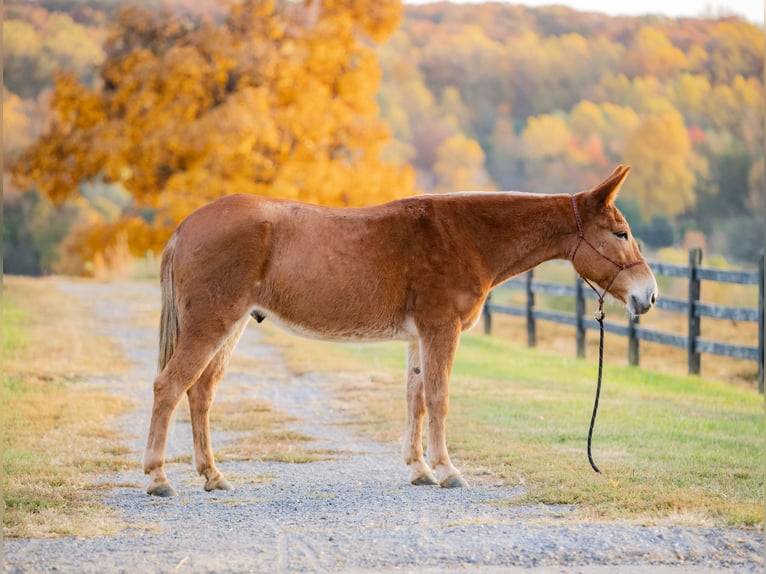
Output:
top-left (3, 279), bottom-right (763, 573)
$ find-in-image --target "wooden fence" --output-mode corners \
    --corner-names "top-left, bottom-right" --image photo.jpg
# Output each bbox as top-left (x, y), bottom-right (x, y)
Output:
top-left (482, 248), bottom-right (765, 393)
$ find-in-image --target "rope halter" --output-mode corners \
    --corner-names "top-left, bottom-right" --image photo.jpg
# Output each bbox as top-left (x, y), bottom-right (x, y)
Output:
top-left (569, 194), bottom-right (646, 320)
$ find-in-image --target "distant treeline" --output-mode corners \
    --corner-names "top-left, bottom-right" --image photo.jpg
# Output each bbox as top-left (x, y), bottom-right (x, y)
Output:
top-left (3, 1), bottom-right (763, 275)
top-left (377, 3), bottom-right (763, 257)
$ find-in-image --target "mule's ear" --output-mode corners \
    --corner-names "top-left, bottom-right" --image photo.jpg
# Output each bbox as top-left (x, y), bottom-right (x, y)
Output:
top-left (590, 165), bottom-right (631, 206)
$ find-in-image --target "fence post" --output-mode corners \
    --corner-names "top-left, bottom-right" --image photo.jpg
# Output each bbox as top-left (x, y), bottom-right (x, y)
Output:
top-left (758, 250), bottom-right (764, 394)
top-left (688, 247), bottom-right (702, 376)
top-left (483, 291), bottom-right (492, 335)
top-left (526, 270), bottom-right (536, 347)
top-left (575, 276), bottom-right (585, 358)
top-left (628, 315), bottom-right (639, 366)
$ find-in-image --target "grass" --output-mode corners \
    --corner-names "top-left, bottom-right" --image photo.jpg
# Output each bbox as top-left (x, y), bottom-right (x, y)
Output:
top-left (175, 392), bottom-right (327, 464)
top-left (2, 277), bottom-right (133, 538)
top-left (260, 321), bottom-right (764, 528)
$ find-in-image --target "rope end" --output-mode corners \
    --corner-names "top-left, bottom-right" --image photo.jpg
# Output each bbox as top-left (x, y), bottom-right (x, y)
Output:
top-left (593, 309), bottom-right (604, 321)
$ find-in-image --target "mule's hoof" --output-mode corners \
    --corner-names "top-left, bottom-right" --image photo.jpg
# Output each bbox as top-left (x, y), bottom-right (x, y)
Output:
top-left (411, 473), bottom-right (438, 486)
top-left (147, 482), bottom-right (177, 497)
top-left (204, 476), bottom-right (233, 492)
top-left (440, 474), bottom-right (469, 489)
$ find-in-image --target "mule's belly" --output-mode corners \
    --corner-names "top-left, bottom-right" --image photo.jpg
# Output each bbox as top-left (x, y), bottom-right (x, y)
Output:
top-left (252, 307), bottom-right (419, 342)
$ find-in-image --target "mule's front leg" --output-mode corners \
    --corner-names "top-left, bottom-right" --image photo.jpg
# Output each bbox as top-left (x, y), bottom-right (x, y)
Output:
top-left (403, 340), bottom-right (437, 485)
top-left (420, 323), bottom-right (469, 488)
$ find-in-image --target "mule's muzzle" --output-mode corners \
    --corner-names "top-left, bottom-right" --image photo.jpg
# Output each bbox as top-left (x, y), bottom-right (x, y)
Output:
top-left (628, 286), bottom-right (657, 316)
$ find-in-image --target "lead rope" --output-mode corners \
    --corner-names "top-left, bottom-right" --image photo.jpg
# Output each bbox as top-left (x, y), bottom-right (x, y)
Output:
top-left (587, 302), bottom-right (605, 474)
top-left (569, 194), bottom-right (645, 475)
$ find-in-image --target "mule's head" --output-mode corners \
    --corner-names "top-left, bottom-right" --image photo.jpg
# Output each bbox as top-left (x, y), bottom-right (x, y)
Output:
top-left (570, 165), bottom-right (658, 316)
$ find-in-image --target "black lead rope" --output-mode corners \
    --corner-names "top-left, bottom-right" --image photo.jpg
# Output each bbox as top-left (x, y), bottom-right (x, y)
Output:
top-left (570, 195), bottom-right (647, 475)
top-left (587, 306), bottom-right (605, 474)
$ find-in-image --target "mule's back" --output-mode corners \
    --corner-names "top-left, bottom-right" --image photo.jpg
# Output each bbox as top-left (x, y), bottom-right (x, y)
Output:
top-left (171, 195), bottom-right (426, 341)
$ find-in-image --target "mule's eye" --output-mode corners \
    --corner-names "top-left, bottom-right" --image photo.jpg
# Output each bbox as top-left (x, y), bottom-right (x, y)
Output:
top-left (614, 231), bottom-right (629, 240)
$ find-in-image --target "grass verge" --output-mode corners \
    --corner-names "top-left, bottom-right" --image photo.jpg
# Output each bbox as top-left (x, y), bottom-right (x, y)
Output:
top-left (2, 277), bottom-right (133, 538)
top-left (176, 392), bottom-right (329, 464)
top-left (260, 321), bottom-right (763, 528)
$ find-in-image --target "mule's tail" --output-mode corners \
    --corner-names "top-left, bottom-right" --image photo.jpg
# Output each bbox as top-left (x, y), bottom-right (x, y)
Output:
top-left (158, 234), bottom-right (179, 374)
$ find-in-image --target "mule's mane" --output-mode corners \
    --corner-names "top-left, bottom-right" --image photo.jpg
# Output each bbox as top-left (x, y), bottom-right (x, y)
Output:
top-left (419, 190), bottom-right (548, 199)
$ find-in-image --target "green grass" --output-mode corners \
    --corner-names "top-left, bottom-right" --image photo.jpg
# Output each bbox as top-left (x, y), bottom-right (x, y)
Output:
top-left (2, 277), bottom-right (133, 538)
top-left (263, 323), bottom-right (764, 527)
top-left (448, 336), bottom-right (762, 525)
top-left (2, 296), bottom-right (29, 358)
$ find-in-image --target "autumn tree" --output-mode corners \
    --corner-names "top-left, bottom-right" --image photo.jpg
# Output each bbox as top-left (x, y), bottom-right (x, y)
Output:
top-left (704, 21), bottom-right (763, 84)
top-left (486, 116), bottom-right (523, 190)
top-left (623, 27), bottom-right (689, 79)
top-left (432, 134), bottom-right (494, 193)
top-left (2, 15), bottom-right (104, 98)
top-left (3, 89), bottom-right (34, 157)
top-left (623, 106), bottom-right (697, 218)
top-left (7, 1), bottom-right (766, 270)
top-left (14, 0), bottom-right (413, 267)
top-left (665, 73), bottom-right (711, 126)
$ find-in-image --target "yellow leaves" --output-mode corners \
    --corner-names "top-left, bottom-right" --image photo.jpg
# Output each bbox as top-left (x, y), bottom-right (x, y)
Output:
top-left (336, 47), bottom-right (382, 106)
top-left (3, 89), bottom-right (34, 157)
top-left (322, 0), bottom-right (403, 43)
top-left (51, 72), bottom-right (105, 132)
top-left (4, 15), bottom-right (104, 99)
top-left (569, 101), bottom-right (607, 141)
top-left (623, 111), bottom-right (696, 218)
top-left (42, 13), bottom-right (105, 75)
top-left (3, 19), bottom-right (42, 59)
top-left (706, 20), bottom-right (763, 83)
top-left (13, 0), bottom-right (413, 262)
top-left (12, 73), bottom-right (109, 204)
top-left (522, 115), bottom-right (571, 159)
top-left (226, 0), bottom-right (284, 42)
top-left (624, 26), bottom-right (689, 79)
top-left (433, 134), bottom-right (493, 193)
top-left (63, 212), bottom-right (167, 277)
top-left (667, 73), bottom-right (711, 122)
top-left (706, 83), bottom-right (740, 132)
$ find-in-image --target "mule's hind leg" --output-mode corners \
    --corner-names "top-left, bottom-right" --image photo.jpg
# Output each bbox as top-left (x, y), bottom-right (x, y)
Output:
top-left (187, 319), bottom-right (248, 492)
top-left (403, 340), bottom-right (437, 485)
top-left (144, 329), bottom-right (234, 496)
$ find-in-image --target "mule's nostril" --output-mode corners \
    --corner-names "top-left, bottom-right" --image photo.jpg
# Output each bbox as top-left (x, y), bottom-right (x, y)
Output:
top-left (650, 292), bottom-right (656, 305)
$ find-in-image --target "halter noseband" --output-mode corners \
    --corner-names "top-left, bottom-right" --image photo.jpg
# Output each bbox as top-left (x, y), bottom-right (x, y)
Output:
top-left (570, 194), bottom-right (645, 317)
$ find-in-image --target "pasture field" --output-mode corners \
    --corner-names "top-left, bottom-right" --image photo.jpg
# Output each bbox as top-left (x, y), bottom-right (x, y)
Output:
top-left (261, 320), bottom-right (764, 527)
top-left (2, 277), bottom-right (133, 537)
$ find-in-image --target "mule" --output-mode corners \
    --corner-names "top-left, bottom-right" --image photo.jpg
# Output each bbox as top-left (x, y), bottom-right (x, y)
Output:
top-left (144, 165), bottom-right (657, 496)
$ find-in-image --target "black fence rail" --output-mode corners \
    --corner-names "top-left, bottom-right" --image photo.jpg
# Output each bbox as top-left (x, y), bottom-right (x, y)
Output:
top-left (482, 248), bottom-right (765, 393)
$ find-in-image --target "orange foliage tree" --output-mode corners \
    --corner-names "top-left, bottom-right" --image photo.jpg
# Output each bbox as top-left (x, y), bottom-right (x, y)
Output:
top-left (13, 0), bottom-right (414, 267)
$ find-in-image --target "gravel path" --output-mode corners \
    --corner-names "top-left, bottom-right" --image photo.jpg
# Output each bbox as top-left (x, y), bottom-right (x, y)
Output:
top-left (3, 279), bottom-right (763, 573)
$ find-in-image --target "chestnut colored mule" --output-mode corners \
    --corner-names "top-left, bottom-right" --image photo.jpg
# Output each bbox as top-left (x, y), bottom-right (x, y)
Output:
top-left (144, 165), bottom-right (657, 496)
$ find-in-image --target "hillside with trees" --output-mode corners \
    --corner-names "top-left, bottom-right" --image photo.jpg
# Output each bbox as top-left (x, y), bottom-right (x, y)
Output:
top-left (4, 0), bottom-right (763, 275)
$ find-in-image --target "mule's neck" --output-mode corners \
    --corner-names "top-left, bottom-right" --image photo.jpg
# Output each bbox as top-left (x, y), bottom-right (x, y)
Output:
top-left (452, 192), bottom-right (578, 287)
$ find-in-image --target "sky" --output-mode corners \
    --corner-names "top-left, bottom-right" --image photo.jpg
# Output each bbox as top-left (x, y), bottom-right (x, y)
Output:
top-left (407, 0), bottom-right (764, 25)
